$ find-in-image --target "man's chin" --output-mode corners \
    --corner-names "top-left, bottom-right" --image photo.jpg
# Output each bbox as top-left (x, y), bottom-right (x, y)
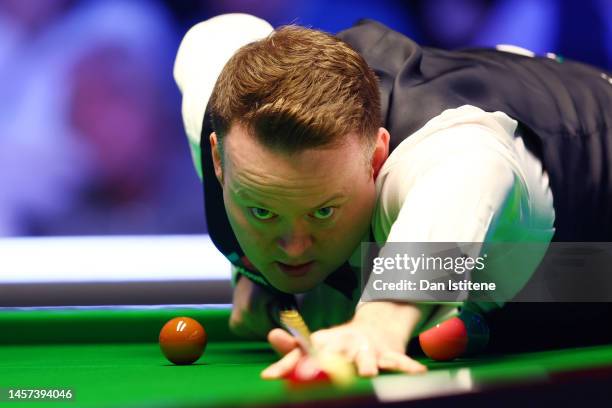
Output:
top-left (270, 278), bottom-right (319, 294)
top-left (265, 272), bottom-right (329, 294)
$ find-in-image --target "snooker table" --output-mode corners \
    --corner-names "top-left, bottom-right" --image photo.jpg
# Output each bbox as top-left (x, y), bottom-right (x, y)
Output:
top-left (1, 305), bottom-right (612, 408)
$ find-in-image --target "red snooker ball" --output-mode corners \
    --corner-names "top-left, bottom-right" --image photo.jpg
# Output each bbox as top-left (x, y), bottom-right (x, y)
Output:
top-left (419, 316), bottom-right (468, 361)
top-left (159, 317), bottom-right (207, 365)
top-left (285, 356), bottom-right (331, 388)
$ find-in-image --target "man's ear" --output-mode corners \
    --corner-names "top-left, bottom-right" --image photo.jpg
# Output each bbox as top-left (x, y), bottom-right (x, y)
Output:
top-left (371, 127), bottom-right (390, 180)
top-left (210, 132), bottom-right (224, 185)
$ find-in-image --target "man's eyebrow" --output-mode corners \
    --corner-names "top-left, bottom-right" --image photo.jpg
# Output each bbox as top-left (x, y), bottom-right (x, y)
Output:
top-left (313, 193), bottom-right (346, 209)
top-left (237, 190), bottom-right (346, 209)
top-left (235, 190), bottom-right (268, 206)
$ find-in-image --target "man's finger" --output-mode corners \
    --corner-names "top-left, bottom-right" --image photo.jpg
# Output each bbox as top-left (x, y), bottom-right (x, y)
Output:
top-left (355, 344), bottom-right (378, 377)
top-left (267, 328), bottom-right (299, 356)
top-left (261, 347), bottom-right (303, 379)
top-left (378, 351), bottom-right (427, 374)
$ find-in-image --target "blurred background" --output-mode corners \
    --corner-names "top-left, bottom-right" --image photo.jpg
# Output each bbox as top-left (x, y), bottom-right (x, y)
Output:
top-left (1, 0), bottom-right (611, 238)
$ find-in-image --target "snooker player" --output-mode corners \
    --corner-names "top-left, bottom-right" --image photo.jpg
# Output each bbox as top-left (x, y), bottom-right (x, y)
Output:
top-left (174, 14), bottom-right (612, 378)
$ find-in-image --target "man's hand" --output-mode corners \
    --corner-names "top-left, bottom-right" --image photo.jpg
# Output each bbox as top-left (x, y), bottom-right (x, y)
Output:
top-left (261, 302), bottom-right (429, 378)
top-left (229, 276), bottom-right (280, 339)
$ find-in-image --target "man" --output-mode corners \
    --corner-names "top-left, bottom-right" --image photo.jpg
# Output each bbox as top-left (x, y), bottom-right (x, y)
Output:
top-left (174, 14), bottom-right (612, 378)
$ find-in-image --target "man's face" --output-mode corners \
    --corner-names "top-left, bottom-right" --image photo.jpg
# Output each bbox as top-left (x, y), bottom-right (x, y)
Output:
top-left (212, 124), bottom-right (386, 293)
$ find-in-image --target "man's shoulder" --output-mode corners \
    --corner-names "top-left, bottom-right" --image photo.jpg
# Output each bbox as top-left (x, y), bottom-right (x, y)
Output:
top-left (336, 19), bottom-right (418, 56)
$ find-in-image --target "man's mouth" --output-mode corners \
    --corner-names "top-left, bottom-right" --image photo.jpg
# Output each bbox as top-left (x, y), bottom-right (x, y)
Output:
top-left (276, 261), bottom-right (315, 277)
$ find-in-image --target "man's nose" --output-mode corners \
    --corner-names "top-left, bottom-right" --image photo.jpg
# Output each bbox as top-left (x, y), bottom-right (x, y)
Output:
top-left (277, 221), bottom-right (313, 258)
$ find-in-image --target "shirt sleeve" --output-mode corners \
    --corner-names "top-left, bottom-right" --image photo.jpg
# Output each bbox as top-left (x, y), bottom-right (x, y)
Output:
top-left (384, 129), bottom-right (515, 244)
top-left (174, 14), bottom-right (273, 179)
top-left (363, 117), bottom-right (523, 333)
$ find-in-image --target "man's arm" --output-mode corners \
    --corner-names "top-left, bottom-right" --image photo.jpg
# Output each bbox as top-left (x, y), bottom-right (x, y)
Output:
top-left (356, 119), bottom-right (518, 333)
top-left (229, 267), bottom-right (280, 339)
top-left (351, 117), bottom-right (521, 367)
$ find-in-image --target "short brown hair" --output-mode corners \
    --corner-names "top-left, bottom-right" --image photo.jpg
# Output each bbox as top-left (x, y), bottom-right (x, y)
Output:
top-left (209, 25), bottom-right (381, 156)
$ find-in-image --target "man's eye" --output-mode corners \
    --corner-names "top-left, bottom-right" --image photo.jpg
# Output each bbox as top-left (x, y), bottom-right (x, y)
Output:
top-left (313, 207), bottom-right (335, 220)
top-left (249, 207), bottom-right (276, 220)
